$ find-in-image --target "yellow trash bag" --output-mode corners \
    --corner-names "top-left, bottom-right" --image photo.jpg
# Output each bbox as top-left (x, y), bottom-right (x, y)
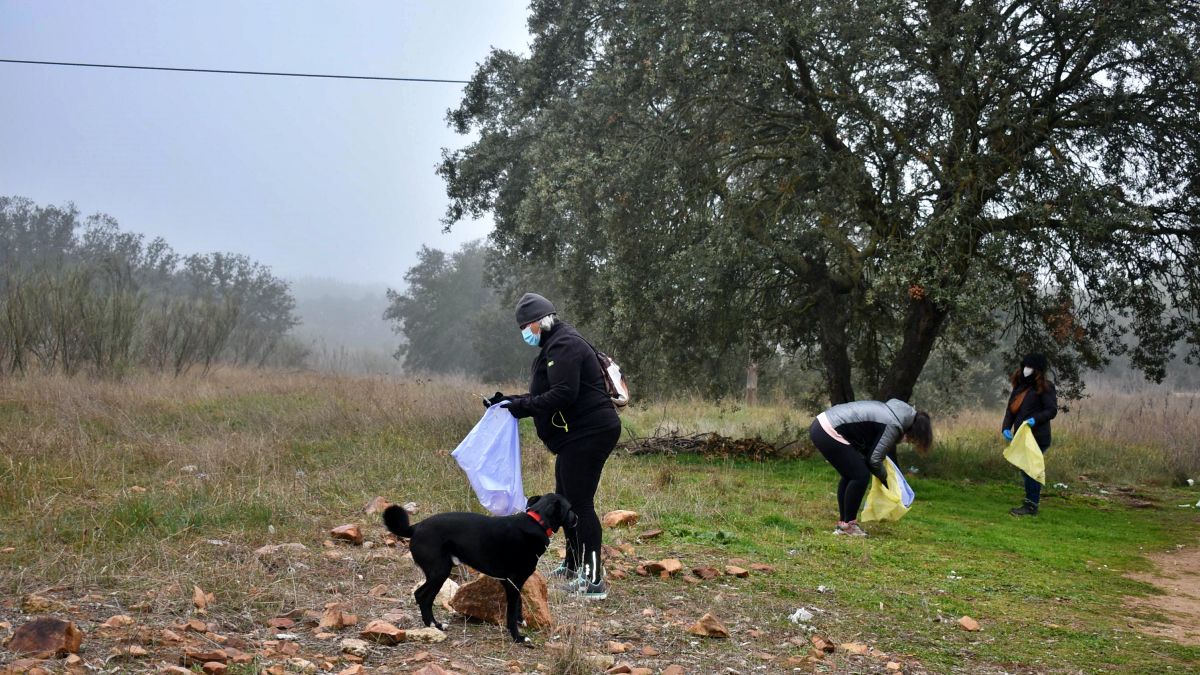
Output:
top-left (860, 458), bottom-right (914, 523)
top-left (1004, 424), bottom-right (1045, 485)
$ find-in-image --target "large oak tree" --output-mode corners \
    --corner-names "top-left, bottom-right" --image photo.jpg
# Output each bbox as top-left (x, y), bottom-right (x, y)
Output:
top-left (440, 0), bottom-right (1200, 403)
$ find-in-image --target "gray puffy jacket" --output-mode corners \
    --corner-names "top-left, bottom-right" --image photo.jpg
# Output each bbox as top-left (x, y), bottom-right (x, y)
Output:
top-left (821, 399), bottom-right (916, 480)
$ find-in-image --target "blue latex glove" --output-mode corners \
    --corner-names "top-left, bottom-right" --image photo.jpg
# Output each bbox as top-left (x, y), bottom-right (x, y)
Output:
top-left (1025, 418), bottom-right (1036, 427)
top-left (1002, 429), bottom-right (1014, 441)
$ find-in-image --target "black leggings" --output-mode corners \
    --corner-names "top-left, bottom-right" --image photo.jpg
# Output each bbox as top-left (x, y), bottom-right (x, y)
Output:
top-left (554, 424), bottom-right (621, 583)
top-left (810, 419), bottom-right (871, 522)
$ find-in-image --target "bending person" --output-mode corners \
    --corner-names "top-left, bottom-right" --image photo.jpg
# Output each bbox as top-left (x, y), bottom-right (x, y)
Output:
top-left (809, 399), bottom-right (932, 536)
top-left (487, 293), bottom-right (620, 599)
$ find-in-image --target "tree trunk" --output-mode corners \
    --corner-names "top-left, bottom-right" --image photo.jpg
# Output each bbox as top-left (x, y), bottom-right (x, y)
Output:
top-left (817, 291), bottom-right (855, 405)
top-left (875, 296), bottom-right (947, 402)
top-left (745, 360), bottom-right (759, 406)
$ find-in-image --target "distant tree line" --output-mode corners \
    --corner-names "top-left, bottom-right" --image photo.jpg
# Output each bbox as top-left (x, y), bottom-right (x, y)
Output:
top-left (0, 196), bottom-right (302, 377)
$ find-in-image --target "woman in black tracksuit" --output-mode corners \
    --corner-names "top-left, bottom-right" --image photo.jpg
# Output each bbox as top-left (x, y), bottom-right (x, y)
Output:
top-left (490, 292), bottom-right (620, 599)
top-left (1001, 353), bottom-right (1058, 517)
top-left (808, 399), bottom-right (932, 536)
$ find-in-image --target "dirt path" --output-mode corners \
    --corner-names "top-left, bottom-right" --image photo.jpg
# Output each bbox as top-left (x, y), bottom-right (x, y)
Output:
top-left (1124, 539), bottom-right (1200, 646)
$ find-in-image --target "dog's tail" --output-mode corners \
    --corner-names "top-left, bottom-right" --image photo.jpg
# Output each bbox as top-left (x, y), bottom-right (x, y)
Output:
top-left (381, 504), bottom-right (414, 538)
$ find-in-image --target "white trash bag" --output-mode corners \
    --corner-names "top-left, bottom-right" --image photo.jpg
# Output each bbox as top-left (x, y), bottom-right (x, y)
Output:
top-left (451, 404), bottom-right (524, 516)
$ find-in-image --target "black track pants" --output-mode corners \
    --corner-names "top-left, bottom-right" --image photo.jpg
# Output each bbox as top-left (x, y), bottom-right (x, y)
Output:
top-left (810, 419), bottom-right (871, 522)
top-left (553, 424), bottom-right (621, 583)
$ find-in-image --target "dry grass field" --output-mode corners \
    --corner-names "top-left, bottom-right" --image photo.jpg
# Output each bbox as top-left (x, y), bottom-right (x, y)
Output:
top-left (1, 369), bottom-right (1198, 674)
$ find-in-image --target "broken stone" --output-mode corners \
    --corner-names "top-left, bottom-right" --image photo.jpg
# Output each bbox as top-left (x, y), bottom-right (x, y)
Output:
top-left (338, 666), bottom-right (366, 675)
top-left (287, 658), bottom-right (318, 673)
top-left (887, 662), bottom-right (903, 671)
top-left (631, 669), bottom-right (653, 675)
top-left (606, 664), bottom-right (633, 674)
top-left (254, 543), bottom-right (308, 558)
top-left (687, 612), bottom-right (730, 638)
top-left (181, 618), bottom-right (208, 633)
top-left (9, 617), bottom-right (84, 657)
top-left (192, 585), bottom-right (215, 611)
top-left (359, 620), bottom-right (405, 645)
top-left (449, 573), bottom-right (552, 629)
top-left (404, 627), bottom-right (447, 644)
top-left (841, 642), bottom-right (869, 655)
top-left (601, 510), bottom-right (640, 528)
top-left (364, 496), bottom-right (391, 515)
top-left (161, 667), bottom-right (193, 675)
top-left (958, 615), bottom-right (981, 632)
top-left (181, 648), bottom-right (228, 666)
top-left (202, 662), bottom-right (227, 675)
top-left (340, 638), bottom-right (371, 657)
top-left (641, 646), bottom-right (659, 656)
top-left (692, 566), bottom-right (720, 580)
top-left (100, 614), bottom-right (135, 629)
top-left (411, 578), bottom-right (459, 613)
top-left (319, 608), bottom-right (358, 630)
top-left (367, 584), bottom-right (391, 598)
top-left (645, 558), bottom-right (683, 576)
top-left (266, 617), bottom-right (294, 630)
top-left (749, 563), bottom-right (775, 573)
top-left (605, 640), bottom-right (628, 653)
top-left (159, 629), bottom-right (183, 644)
top-left (810, 635), bottom-right (836, 653)
top-left (637, 529), bottom-right (663, 540)
top-left (331, 524), bottom-right (364, 545)
top-left (662, 666), bottom-right (685, 675)
top-left (20, 595), bottom-right (65, 613)
top-left (725, 565), bottom-right (749, 578)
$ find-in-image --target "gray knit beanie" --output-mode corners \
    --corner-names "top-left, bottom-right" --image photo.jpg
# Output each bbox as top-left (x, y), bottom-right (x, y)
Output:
top-left (514, 293), bottom-right (556, 326)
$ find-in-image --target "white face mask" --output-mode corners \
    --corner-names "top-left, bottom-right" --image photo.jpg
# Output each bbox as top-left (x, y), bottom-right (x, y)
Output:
top-left (1023, 367), bottom-right (1034, 377)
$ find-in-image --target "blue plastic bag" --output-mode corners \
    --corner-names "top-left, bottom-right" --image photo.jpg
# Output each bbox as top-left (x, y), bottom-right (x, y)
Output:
top-left (451, 405), bottom-right (524, 516)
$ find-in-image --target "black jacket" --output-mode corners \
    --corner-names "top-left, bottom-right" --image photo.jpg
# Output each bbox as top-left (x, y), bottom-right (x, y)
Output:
top-left (1002, 380), bottom-right (1057, 449)
top-left (505, 321), bottom-right (619, 452)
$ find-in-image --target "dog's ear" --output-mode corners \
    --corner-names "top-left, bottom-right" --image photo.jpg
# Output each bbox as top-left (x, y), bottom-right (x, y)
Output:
top-left (525, 494), bottom-right (544, 510)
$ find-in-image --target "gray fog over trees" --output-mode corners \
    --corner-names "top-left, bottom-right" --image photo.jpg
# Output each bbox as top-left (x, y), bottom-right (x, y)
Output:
top-left (0, 196), bottom-right (302, 376)
top-left (438, 0), bottom-right (1200, 405)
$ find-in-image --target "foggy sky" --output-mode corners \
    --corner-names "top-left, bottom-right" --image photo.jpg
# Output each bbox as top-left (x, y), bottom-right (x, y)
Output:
top-left (0, 1), bottom-right (530, 288)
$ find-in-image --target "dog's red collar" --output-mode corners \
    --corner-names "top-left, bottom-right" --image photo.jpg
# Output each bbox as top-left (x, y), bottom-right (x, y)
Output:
top-left (526, 510), bottom-right (553, 537)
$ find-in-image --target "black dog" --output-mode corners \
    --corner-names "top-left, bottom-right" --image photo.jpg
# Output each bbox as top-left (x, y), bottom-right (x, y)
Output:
top-left (382, 494), bottom-right (577, 643)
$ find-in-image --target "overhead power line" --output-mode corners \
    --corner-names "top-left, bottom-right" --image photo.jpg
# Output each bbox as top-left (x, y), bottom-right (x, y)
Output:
top-left (0, 58), bottom-right (471, 84)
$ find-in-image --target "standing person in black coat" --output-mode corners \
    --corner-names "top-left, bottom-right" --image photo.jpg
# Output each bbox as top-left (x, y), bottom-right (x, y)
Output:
top-left (1001, 353), bottom-right (1058, 517)
top-left (485, 293), bottom-right (621, 599)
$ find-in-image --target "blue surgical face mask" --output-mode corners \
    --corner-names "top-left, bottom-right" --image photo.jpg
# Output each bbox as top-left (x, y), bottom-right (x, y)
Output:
top-left (522, 325), bottom-right (540, 347)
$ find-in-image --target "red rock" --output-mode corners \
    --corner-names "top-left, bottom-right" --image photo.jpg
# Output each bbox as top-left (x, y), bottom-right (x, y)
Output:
top-left (609, 568), bottom-right (628, 580)
top-left (182, 618), bottom-right (208, 633)
top-left (364, 496), bottom-right (391, 515)
top-left (192, 585), bottom-right (214, 611)
top-left (662, 666), bottom-right (686, 675)
top-left (810, 635), bottom-right (836, 653)
top-left (100, 614), bottom-right (135, 629)
top-left (692, 566), bottom-right (720, 580)
top-left (161, 667), bottom-right (193, 675)
top-left (601, 510), bottom-right (640, 528)
top-left (887, 662), bottom-right (903, 671)
top-left (331, 524), bottom-right (364, 545)
top-left (687, 612), bottom-right (729, 638)
top-left (841, 642), bottom-right (869, 655)
top-left (605, 640), bottom-right (627, 653)
top-left (181, 648), bottom-right (228, 666)
top-left (319, 608), bottom-right (358, 630)
top-left (202, 662), bottom-right (227, 675)
top-left (637, 529), bottom-right (663, 539)
top-left (724, 565), bottom-right (749, 578)
top-left (645, 558), bottom-right (683, 575)
top-left (641, 645), bottom-right (660, 656)
top-left (359, 620), bottom-right (405, 645)
top-left (449, 572), bottom-right (552, 629)
top-left (958, 615), bottom-right (981, 632)
top-left (634, 564), bottom-right (649, 576)
top-left (9, 617), bottom-right (84, 657)
top-left (631, 669), bottom-right (653, 675)
top-left (367, 584), bottom-right (391, 597)
top-left (266, 617), bottom-right (294, 630)
top-left (749, 563), bottom-right (775, 573)
top-left (617, 542), bottom-right (636, 556)
top-left (338, 666), bottom-right (366, 675)
top-left (607, 664), bottom-right (633, 674)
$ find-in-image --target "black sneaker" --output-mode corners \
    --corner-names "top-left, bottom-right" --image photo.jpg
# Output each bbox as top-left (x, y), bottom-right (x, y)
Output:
top-left (1010, 502), bottom-right (1039, 517)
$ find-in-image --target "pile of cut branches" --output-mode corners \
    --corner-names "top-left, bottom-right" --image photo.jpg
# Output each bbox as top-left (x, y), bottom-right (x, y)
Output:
top-left (620, 431), bottom-right (805, 461)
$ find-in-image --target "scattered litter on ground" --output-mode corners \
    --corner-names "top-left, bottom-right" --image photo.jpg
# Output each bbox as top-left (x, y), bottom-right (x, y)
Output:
top-left (1054, 482), bottom-right (1069, 489)
top-left (788, 608), bottom-right (814, 623)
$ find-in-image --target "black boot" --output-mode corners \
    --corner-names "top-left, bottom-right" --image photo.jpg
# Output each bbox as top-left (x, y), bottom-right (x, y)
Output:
top-left (1009, 501), bottom-right (1039, 517)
